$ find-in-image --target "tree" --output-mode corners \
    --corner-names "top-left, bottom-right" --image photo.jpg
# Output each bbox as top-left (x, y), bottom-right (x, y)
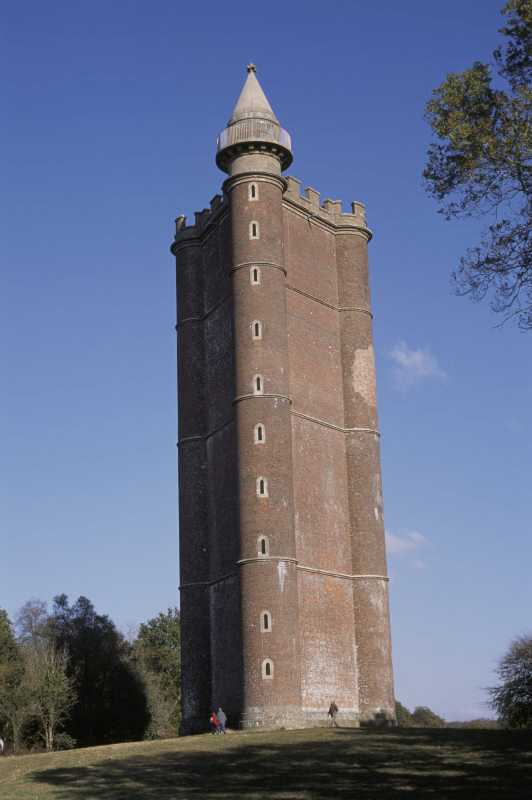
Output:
top-left (25, 641), bottom-right (76, 751)
top-left (131, 607), bottom-right (181, 738)
top-left (51, 595), bottom-right (149, 745)
top-left (395, 700), bottom-right (414, 727)
top-left (15, 598), bottom-right (49, 646)
top-left (423, 0), bottom-right (532, 330)
top-left (0, 609), bottom-right (34, 752)
top-left (489, 633), bottom-right (532, 727)
top-left (410, 706), bottom-right (446, 728)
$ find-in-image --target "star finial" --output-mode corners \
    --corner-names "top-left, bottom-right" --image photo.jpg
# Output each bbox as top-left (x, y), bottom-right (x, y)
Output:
top-left (246, 63), bottom-right (256, 73)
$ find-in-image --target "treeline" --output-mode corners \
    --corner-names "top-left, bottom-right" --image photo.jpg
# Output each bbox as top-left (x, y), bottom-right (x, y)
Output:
top-left (395, 702), bottom-right (501, 729)
top-left (395, 702), bottom-right (446, 728)
top-left (395, 633), bottom-right (532, 731)
top-left (0, 596), bottom-right (181, 753)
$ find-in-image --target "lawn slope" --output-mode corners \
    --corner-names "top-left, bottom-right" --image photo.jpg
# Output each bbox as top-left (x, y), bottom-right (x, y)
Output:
top-left (1, 727), bottom-right (531, 799)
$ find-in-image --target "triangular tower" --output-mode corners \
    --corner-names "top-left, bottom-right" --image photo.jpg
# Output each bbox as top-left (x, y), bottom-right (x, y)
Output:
top-left (172, 67), bottom-right (395, 732)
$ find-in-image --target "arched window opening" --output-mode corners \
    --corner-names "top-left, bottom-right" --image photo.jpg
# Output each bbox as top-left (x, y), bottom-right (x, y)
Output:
top-left (252, 320), bottom-right (262, 340)
top-left (249, 220), bottom-right (259, 240)
top-left (261, 611), bottom-right (272, 632)
top-left (262, 659), bottom-right (274, 679)
top-left (249, 183), bottom-right (258, 201)
top-left (253, 374), bottom-right (263, 395)
top-left (254, 423), bottom-right (265, 444)
top-left (251, 267), bottom-right (261, 285)
top-left (258, 536), bottom-right (268, 556)
top-left (257, 476), bottom-right (268, 497)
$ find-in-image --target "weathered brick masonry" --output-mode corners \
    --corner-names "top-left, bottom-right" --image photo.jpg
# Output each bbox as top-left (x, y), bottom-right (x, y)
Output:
top-left (171, 66), bottom-right (395, 732)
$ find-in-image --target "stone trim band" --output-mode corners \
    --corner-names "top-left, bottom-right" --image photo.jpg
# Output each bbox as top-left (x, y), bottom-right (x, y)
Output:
top-left (237, 557), bottom-right (298, 566)
top-left (223, 172), bottom-right (286, 194)
top-left (176, 293), bottom-right (231, 329)
top-left (233, 393), bottom-right (292, 405)
top-left (178, 409), bottom-right (379, 442)
top-left (176, 279), bottom-right (372, 332)
top-left (297, 565), bottom-right (389, 582)
top-left (180, 563), bottom-right (389, 590)
top-left (230, 261), bottom-right (287, 276)
top-left (291, 410), bottom-right (380, 437)
top-left (179, 571), bottom-right (238, 590)
top-left (286, 283), bottom-right (373, 318)
top-left (177, 419), bottom-right (233, 447)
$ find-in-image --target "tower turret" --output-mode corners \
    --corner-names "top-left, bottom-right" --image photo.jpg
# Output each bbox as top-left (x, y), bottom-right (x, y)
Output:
top-left (216, 64), bottom-right (292, 175)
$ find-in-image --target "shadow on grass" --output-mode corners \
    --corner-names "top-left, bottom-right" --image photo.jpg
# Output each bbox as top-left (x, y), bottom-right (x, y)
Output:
top-left (29, 728), bottom-right (532, 799)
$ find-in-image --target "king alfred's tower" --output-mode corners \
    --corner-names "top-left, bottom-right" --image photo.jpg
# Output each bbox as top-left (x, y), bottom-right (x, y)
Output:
top-left (171, 66), bottom-right (395, 732)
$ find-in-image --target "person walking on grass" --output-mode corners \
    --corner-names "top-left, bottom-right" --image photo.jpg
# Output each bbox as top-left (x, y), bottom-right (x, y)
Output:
top-left (217, 707), bottom-right (227, 734)
top-left (210, 711), bottom-right (219, 735)
top-left (328, 701), bottom-right (339, 727)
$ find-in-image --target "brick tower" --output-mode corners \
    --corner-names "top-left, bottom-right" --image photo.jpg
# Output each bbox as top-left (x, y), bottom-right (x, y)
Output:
top-left (171, 65), bottom-right (395, 733)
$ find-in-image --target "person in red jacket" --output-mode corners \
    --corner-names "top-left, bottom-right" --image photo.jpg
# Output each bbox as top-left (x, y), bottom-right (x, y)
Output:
top-left (210, 711), bottom-right (219, 735)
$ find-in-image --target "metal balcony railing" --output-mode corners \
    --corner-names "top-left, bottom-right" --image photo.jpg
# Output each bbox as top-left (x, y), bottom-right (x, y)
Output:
top-left (217, 120), bottom-right (291, 152)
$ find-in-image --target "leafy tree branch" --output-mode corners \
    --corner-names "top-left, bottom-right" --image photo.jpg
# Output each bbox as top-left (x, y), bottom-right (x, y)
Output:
top-left (423, 0), bottom-right (532, 330)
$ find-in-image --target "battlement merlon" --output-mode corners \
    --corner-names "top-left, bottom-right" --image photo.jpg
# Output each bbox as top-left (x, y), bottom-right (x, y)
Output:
top-left (283, 175), bottom-right (372, 241)
top-left (171, 194), bottom-right (228, 250)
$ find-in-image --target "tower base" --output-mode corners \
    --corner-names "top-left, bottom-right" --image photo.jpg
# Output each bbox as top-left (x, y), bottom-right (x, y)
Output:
top-left (180, 706), bottom-right (396, 735)
top-left (239, 706), bottom-right (396, 731)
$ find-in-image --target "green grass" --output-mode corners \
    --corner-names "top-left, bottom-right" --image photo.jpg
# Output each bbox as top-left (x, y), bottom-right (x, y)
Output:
top-left (1, 727), bottom-right (532, 799)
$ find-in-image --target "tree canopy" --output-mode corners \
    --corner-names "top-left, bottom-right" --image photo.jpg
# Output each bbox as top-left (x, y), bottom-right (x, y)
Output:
top-left (394, 700), bottom-right (446, 728)
top-left (423, 0), bottom-right (532, 330)
top-left (0, 609), bottom-right (31, 751)
top-left (25, 640), bottom-right (76, 751)
top-left (489, 633), bottom-right (532, 727)
top-left (1, 598), bottom-right (184, 752)
top-left (130, 607), bottom-right (182, 738)
top-left (51, 594), bottom-right (149, 746)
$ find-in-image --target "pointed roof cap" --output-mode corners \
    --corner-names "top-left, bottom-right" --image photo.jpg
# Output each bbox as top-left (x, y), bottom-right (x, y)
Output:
top-left (228, 63), bottom-right (279, 126)
top-left (216, 65), bottom-right (292, 173)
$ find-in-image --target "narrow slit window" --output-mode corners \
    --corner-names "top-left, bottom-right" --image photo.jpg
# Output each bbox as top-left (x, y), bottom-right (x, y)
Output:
top-left (251, 267), bottom-right (261, 285)
top-left (261, 611), bottom-right (272, 632)
top-left (257, 476), bottom-right (268, 497)
top-left (249, 183), bottom-right (258, 201)
top-left (262, 659), bottom-right (274, 679)
top-left (254, 423), bottom-right (265, 444)
top-left (253, 374), bottom-right (263, 395)
top-left (258, 536), bottom-right (268, 556)
top-left (252, 320), bottom-right (262, 340)
top-left (249, 220), bottom-right (259, 239)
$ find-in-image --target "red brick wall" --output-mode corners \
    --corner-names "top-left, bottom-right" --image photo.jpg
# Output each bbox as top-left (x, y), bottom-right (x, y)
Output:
top-left (173, 168), bottom-right (395, 731)
top-left (228, 176), bottom-right (302, 719)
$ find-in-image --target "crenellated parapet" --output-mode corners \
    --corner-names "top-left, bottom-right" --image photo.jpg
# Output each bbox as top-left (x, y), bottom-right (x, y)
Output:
top-left (171, 193), bottom-right (228, 252)
top-left (283, 175), bottom-right (372, 240)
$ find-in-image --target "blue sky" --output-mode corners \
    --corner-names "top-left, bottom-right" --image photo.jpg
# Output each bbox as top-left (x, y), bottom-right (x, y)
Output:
top-left (1, 0), bottom-right (530, 722)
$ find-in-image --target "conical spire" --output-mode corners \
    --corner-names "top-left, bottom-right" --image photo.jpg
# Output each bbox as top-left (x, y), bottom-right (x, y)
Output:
top-left (228, 64), bottom-right (279, 126)
top-left (216, 65), bottom-right (292, 174)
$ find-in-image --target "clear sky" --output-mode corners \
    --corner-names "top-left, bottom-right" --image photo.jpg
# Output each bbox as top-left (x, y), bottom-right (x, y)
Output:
top-left (1, 0), bottom-right (530, 722)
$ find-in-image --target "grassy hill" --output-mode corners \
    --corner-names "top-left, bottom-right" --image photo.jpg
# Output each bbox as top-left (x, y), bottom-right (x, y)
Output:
top-left (1, 726), bottom-right (531, 799)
